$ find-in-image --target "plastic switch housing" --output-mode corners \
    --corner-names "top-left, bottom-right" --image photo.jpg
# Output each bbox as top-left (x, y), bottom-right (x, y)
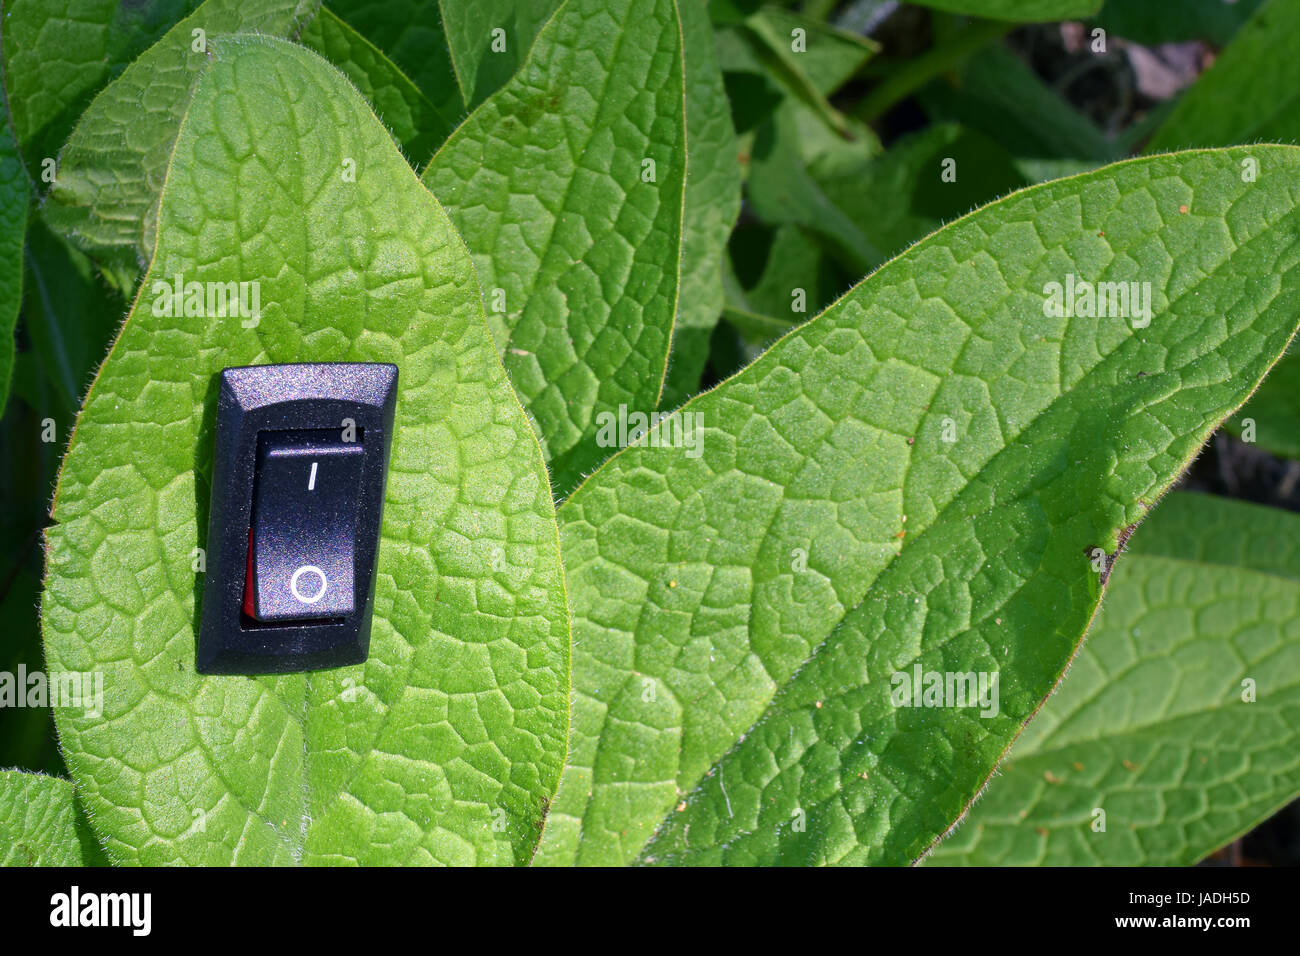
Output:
top-left (197, 363), bottom-right (397, 675)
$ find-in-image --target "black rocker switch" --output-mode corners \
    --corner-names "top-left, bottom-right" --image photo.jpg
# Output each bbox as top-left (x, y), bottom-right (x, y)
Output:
top-left (197, 363), bottom-right (397, 675)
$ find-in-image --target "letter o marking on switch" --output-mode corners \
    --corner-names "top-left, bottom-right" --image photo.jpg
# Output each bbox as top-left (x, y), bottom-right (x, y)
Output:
top-left (289, 565), bottom-right (328, 604)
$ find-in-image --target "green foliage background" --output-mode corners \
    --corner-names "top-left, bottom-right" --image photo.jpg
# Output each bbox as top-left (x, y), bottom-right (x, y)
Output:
top-left (2, 0), bottom-right (1300, 866)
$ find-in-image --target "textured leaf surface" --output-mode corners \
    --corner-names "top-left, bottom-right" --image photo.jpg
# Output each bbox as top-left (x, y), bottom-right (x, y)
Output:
top-left (42, 37), bottom-right (569, 866)
top-left (535, 147), bottom-right (1300, 865)
top-left (0, 0), bottom-right (201, 169)
top-left (423, 0), bottom-right (686, 495)
top-left (298, 7), bottom-right (456, 160)
top-left (1146, 0), bottom-right (1300, 153)
top-left (0, 772), bottom-right (99, 866)
top-left (439, 0), bottom-right (562, 109)
top-left (43, 0), bottom-right (319, 265)
top-left (1149, 0), bottom-right (1300, 463)
top-left (929, 493), bottom-right (1300, 866)
top-left (661, 0), bottom-right (742, 410)
top-left (0, 75), bottom-right (27, 415)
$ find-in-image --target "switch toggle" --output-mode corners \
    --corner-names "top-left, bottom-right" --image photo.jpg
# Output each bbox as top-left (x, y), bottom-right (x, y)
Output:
top-left (246, 432), bottom-right (364, 622)
top-left (198, 362), bottom-right (397, 676)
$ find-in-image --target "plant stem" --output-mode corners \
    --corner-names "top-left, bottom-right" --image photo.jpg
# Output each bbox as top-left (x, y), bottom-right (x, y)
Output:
top-left (855, 17), bottom-right (1011, 123)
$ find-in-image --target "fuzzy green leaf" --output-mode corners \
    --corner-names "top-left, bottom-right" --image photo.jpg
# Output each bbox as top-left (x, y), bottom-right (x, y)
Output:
top-left (0, 772), bottom-right (102, 866)
top-left (534, 146), bottom-right (1300, 865)
top-left (929, 493), bottom-right (1300, 866)
top-left (1146, 1), bottom-right (1300, 462)
top-left (0, 0), bottom-right (201, 170)
top-left (299, 6), bottom-right (458, 160)
top-left (42, 36), bottom-right (569, 866)
top-left (422, 0), bottom-right (686, 496)
top-left (43, 0), bottom-right (320, 266)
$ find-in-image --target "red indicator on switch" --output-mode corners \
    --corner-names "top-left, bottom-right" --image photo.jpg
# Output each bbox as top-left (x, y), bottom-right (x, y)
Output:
top-left (242, 529), bottom-right (256, 619)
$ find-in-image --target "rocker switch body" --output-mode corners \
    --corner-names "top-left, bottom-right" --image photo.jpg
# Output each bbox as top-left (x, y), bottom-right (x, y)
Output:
top-left (248, 434), bottom-right (365, 622)
top-left (198, 362), bottom-right (398, 676)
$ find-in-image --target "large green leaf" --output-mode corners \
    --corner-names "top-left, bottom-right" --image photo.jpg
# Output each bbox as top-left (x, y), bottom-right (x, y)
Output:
top-left (534, 146), bottom-right (1300, 865)
top-left (438, 0), bottom-right (562, 109)
top-left (422, 0), bottom-right (686, 496)
top-left (41, 0), bottom-right (471, 269)
top-left (298, 6), bottom-right (458, 161)
top-left (1146, 0), bottom-right (1300, 152)
top-left (43, 0), bottom-right (319, 266)
top-left (0, 772), bottom-right (102, 866)
top-left (0, 70), bottom-right (27, 416)
top-left (0, 0), bottom-right (201, 170)
top-left (929, 493), bottom-right (1300, 866)
top-left (42, 36), bottom-right (569, 866)
top-left (660, 0), bottom-right (742, 410)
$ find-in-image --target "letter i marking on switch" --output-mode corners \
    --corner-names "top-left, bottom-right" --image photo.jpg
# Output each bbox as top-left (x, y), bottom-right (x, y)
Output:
top-left (308, 461), bottom-right (318, 491)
